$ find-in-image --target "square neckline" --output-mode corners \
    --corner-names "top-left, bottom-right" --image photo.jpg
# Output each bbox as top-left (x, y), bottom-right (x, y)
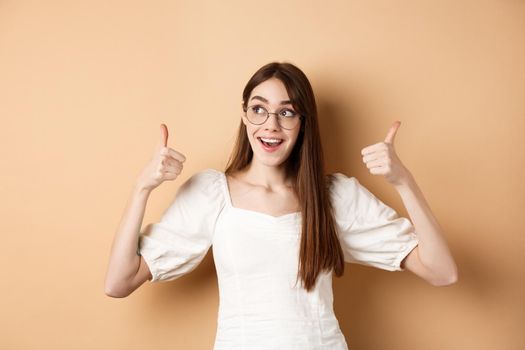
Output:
top-left (218, 170), bottom-right (301, 221)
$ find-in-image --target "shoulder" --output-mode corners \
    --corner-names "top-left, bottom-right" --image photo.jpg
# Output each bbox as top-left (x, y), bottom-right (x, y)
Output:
top-left (184, 167), bottom-right (222, 186)
top-left (328, 172), bottom-right (399, 221)
top-left (326, 172), bottom-right (378, 215)
top-left (176, 168), bottom-right (224, 200)
top-left (326, 172), bottom-right (361, 200)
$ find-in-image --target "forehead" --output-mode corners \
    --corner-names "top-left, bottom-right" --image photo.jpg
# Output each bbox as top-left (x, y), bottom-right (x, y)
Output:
top-left (250, 78), bottom-right (290, 102)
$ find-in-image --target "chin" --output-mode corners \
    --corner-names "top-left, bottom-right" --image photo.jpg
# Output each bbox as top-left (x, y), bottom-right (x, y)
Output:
top-left (254, 153), bottom-right (289, 167)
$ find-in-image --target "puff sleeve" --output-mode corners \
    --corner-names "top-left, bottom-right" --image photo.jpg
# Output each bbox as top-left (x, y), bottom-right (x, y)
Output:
top-left (329, 172), bottom-right (419, 271)
top-left (137, 168), bottom-right (225, 282)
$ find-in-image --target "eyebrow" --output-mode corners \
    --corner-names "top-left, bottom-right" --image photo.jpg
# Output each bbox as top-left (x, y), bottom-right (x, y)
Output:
top-left (250, 95), bottom-right (292, 105)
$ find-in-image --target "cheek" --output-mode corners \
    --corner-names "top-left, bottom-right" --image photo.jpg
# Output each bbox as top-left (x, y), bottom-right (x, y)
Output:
top-left (289, 130), bottom-right (301, 144)
top-left (245, 127), bottom-right (258, 145)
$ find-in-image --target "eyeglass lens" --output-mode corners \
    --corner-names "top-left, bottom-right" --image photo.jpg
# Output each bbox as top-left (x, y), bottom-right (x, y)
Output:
top-left (246, 106), bottom-right (300, 129)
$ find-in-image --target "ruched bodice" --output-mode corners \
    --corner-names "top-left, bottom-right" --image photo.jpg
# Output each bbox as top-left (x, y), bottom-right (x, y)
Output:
top-left (138, 168), bottom-right (419, 349)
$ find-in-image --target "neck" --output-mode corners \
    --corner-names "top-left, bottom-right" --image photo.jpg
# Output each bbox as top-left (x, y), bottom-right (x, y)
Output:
top-left (242, 160), bottom-right (292, 189)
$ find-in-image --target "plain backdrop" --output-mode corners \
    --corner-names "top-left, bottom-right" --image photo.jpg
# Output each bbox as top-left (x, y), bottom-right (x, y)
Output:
top-left (1, 0), bottom-right (524, 349)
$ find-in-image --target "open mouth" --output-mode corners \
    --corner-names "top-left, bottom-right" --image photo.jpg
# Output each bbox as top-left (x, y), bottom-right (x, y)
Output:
top-left (257, 137), bottom-right (284, 150)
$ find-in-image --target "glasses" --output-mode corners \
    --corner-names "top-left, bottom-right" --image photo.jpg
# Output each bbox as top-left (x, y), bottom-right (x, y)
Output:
top-left (244, 105), bottom-right (303, 130)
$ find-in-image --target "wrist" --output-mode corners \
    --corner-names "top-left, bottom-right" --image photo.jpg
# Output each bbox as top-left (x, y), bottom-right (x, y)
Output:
top-left (393, 168), bottom-right (415, 190)
top-left (132, 183), bottom-right (153, 197)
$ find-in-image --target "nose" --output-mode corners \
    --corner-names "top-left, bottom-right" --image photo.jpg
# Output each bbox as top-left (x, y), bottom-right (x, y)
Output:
top-left (264, 113), bottom-right (282, 130)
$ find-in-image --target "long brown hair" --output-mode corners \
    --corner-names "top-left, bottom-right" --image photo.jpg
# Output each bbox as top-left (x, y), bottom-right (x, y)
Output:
top-left (224, 61), bottom-right (345, 292)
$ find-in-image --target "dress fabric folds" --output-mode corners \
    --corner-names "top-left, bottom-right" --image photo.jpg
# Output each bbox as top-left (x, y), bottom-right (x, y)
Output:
top-left (138, 168), bottom-right (419, 349)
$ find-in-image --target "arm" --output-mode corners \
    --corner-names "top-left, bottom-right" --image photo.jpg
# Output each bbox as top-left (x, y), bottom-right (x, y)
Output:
top-left (104, 123), bottom-right (186, 297)
top-left (104, 185), bottom-right (153, 298)
top-left (394, 171), bottom-right (458, 286)
top-left (361, 120), bottom-right (458, 286)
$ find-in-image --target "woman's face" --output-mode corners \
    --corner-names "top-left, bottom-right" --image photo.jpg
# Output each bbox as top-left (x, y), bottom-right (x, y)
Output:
top-left (242, 77), bottom-right (302, 168)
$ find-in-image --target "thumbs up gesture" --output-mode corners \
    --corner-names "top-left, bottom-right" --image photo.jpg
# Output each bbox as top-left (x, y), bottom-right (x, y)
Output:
top-left (360, 121), bottom-right (411, 186)
top-left (136, 124), bottom-right (187, 192)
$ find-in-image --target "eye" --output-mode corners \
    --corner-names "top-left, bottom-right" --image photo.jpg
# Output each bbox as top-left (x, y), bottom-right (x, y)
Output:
top-left (251, 105), bottom-right (266, 114)
top-left (279, 109), bottom-right (296, 118)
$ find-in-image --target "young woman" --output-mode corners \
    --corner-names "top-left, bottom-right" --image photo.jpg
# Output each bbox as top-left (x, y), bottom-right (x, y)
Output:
top-left (105, 62), bottom-right (458, 349)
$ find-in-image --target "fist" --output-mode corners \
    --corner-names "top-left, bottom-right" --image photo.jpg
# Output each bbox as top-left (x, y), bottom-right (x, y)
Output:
top-left (361, 121), bottom-right (410, 186)
top-left (136, 124), bottom-right (187, 192)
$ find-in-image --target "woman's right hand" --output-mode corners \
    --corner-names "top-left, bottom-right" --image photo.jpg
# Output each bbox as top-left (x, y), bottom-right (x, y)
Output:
top-left (135, 123), bottom-right (187, 192)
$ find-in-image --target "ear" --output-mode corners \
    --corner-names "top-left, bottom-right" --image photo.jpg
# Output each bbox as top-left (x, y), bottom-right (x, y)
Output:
top-left (240, 100), bottom-right (247, 125)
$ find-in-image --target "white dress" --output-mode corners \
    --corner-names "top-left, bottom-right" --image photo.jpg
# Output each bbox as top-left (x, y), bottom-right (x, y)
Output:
top-left (137, 168), bottom-right (419, 350)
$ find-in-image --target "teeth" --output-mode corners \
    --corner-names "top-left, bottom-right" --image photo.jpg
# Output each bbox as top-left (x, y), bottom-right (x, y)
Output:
top-left (260, 137), bottom-right (283, 143)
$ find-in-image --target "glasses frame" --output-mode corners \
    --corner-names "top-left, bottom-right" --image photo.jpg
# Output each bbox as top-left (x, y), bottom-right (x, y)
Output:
top-left (244, 104), bottom-right (304, 130)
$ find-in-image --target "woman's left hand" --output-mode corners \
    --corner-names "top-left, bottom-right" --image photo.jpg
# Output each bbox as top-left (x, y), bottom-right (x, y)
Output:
top-left (361, 121), bottom-right (412, 186)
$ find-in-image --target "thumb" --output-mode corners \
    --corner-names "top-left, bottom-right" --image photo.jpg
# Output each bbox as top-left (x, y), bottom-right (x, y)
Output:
top-left (384, 120), bottom-right (401, 144)
top-left (157, 123), bottom-right (169, 149)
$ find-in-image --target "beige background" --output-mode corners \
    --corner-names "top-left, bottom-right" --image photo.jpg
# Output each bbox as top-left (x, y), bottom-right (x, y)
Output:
top-left (1, 0), bottom-right (524, 349)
